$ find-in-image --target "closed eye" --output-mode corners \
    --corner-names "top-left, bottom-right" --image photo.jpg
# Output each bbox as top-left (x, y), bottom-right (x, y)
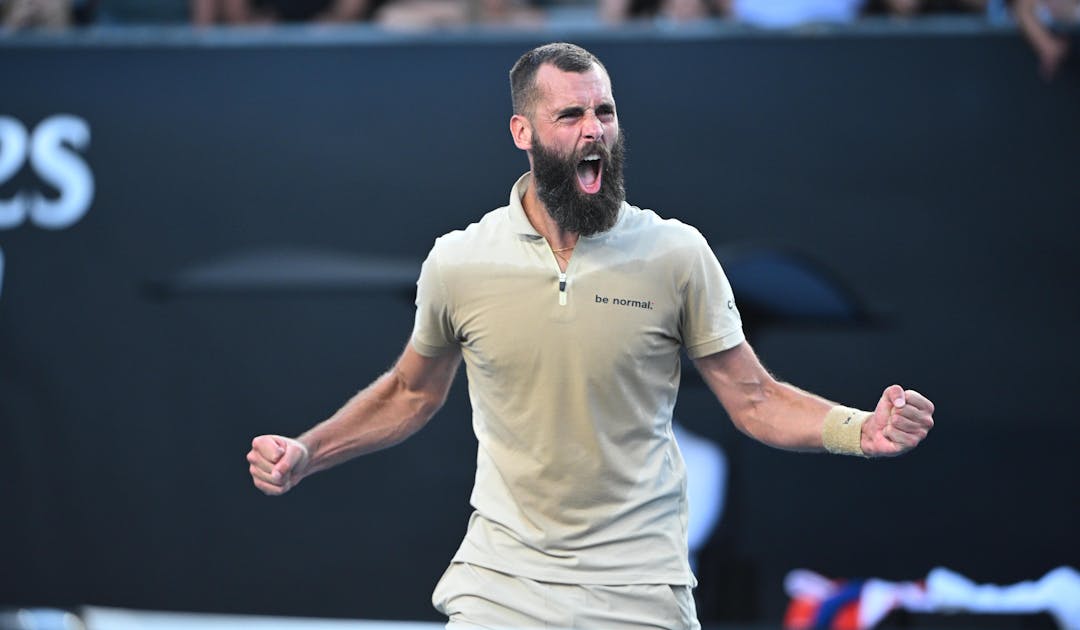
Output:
top-left (556, 107), bottom-right (585, 121)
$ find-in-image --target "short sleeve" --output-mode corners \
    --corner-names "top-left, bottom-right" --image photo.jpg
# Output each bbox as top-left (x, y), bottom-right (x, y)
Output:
top-left (410, 241), bottom-right (458, 357)
top-left (679, 230), bottom-right (745, 359)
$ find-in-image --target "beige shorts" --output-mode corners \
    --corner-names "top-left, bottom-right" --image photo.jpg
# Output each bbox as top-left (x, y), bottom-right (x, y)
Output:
top-left (432, 562), bottom-right (701, 630)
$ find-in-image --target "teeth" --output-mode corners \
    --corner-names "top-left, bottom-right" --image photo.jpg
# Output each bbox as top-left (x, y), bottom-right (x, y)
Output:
top-left (583, 155), bottom-right (600, 161)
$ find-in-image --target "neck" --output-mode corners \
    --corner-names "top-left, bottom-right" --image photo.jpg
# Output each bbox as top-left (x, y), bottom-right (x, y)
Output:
top-left (522, 173), bottom-right (578, 251)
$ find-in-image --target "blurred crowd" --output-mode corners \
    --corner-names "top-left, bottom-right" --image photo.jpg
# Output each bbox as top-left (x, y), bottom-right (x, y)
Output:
top-left (1, 0), bottom-right (1076, 78)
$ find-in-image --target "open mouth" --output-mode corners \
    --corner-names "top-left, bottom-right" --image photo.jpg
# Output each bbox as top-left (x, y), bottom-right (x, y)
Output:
top-left (575, 154), bottom-right (603, 195)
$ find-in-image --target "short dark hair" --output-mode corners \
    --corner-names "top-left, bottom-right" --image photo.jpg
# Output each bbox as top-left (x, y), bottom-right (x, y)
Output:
top-left (510, 42), bottom-right (606, 118)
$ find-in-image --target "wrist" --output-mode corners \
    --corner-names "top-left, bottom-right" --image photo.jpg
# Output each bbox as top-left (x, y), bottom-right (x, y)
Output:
top-left (822, 405), bottom-right (871, 457)
top-left (292, 436), bottom-right (314, 476)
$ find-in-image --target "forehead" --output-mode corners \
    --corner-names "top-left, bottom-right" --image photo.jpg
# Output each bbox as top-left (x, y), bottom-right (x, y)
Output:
top-left (533, 63), bottom-right (614, 112)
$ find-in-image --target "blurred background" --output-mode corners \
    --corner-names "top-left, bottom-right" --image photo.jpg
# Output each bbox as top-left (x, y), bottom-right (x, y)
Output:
top-left (1, 1), bottom-right (1078, 628)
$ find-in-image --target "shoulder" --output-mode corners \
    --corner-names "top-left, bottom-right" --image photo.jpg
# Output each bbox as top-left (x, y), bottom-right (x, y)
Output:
top-left (616, 202), bottom-right (710, 249)
top-left (429, 204), bottom-right (512, 258)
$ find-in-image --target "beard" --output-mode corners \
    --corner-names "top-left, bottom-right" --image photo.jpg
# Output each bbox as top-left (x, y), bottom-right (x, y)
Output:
top-left (530, 131), bottom-right (626, 237)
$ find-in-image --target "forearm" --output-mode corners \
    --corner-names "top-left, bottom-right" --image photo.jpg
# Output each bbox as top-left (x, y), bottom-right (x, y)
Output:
top-left (298, 367), bottom-right (441, 477)
top-left (727, 377), bottom-right (834, 452)
top-left (696, 342), bottom-right (839, 452)
top-left (696, 343), bottom-right (932, 459)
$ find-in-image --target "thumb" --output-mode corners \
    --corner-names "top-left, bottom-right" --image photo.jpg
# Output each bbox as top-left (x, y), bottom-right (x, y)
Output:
top-left (274, 440), bottom-right (309, 478)
top-left (252, 435), bottom-right (286, 463)
top-left (270, 436), bottom-right (289, 457)
top-left (876, 384), bottom-right (905, 416)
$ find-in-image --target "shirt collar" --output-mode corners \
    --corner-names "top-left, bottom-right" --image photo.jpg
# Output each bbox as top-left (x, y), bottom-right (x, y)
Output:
top-left (508, 172), bottom-right (541, 237)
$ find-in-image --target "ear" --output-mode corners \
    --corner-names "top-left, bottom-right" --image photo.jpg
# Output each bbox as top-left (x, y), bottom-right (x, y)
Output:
top-left (510, 114), bottom-right (533, 151)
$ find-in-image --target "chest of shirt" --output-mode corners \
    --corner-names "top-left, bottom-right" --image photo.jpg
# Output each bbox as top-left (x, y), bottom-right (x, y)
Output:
top-left (444, 256), bottom-right (685, 377)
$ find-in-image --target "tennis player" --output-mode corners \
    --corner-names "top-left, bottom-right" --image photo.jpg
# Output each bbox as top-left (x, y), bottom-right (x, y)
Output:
top-left (247, 42), bottom-right (935, 629)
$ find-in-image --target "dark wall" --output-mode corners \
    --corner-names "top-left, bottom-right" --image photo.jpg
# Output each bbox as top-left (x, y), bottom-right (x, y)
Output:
top-left (1, 26), bottom-right (1078, 622)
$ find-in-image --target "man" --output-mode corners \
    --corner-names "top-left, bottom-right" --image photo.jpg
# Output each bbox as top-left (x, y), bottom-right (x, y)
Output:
top-left (246, 42), bottom-right (935, 629)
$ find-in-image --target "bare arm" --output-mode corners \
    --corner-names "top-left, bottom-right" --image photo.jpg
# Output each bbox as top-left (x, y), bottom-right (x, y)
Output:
top-left (694, 341), bottom-right (832, 451)
top-left (694, 341), bottom-right (934, 456)
top-left (1015, 0), bottom-right (1070, 81)
top-left (247, 342), bottom-right (462, 495)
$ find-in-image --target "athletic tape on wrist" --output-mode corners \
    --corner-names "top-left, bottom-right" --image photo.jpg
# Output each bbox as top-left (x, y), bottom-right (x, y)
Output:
top-left (822, 405), bottom-right (871, 457)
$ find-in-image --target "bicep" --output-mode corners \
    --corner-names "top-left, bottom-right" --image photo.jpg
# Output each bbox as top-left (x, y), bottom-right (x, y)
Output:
top-left (695, 343), bottom-right (773, 397)
top-left (395, 341), bottom-right (462, 404)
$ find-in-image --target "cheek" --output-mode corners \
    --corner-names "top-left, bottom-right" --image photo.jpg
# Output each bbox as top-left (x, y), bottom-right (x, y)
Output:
top-left (552, 134), bottom-right (582, 155)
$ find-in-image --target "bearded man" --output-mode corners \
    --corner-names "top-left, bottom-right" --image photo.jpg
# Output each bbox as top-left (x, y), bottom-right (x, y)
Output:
top-left (246, 42), bottom-right (936, 629)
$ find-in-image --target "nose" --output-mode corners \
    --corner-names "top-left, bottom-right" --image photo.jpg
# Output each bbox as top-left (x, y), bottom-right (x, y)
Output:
top-left (582, 111), bottom-right (604, 141)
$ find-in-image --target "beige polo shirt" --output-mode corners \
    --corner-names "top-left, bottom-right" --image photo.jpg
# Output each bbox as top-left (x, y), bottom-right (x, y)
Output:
top-left (412, 173), bottom-right (744, 586)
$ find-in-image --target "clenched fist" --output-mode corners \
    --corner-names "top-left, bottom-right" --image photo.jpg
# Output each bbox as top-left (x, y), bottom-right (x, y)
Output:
top-left (247, 435), bottom-right (310, 495)
top-left (862, 385), bottom-right (935, 457)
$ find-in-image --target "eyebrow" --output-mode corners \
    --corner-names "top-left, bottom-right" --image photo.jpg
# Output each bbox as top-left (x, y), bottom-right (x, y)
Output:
top-left (553, 103), bottom-right (616, 118)
top-left (554, 106), bottom-right (586, 119)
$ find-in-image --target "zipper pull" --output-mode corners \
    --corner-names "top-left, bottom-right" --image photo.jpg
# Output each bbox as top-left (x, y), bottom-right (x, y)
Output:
top-left (558, 272), bottom-right (567, 306)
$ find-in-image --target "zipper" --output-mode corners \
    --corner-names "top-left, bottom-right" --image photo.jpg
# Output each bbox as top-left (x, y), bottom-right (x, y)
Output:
top-left (558, 272), bottom-right (567, 306)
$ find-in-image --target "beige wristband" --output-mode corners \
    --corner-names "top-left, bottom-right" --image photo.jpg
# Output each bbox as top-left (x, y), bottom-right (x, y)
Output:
top-left (822, 405), bottom-right (871, 457)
